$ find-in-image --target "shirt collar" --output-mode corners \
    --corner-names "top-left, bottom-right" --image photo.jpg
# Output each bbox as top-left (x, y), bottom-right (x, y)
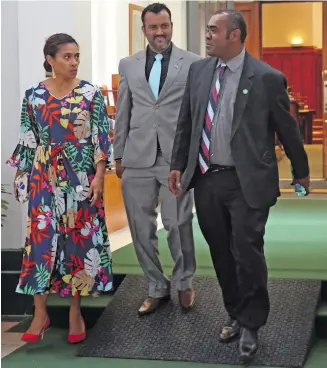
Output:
top-left (147, 42), bottom-right (172, 59)
top-left (217, 47), bottom-right (245, 72)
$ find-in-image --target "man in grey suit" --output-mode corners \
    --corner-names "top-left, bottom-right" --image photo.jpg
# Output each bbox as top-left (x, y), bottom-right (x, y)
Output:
top-left (169, 9), bottom-right (310, 364)
top-left (114, 2), bottom-right (201, 315)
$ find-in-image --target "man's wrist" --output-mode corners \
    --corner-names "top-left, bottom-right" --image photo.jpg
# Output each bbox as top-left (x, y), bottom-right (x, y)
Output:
top-left (95, 172), bottom-right (105, 180)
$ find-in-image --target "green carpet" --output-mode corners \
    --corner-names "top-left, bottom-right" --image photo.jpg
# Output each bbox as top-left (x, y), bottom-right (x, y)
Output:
top-left (113, 198), bottom-right (327, 280)
top-left (2, 327), bottom-right (327, 368)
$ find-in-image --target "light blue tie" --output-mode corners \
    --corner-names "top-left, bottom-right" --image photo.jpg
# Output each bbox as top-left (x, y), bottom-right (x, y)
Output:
top-left (149, 53), bottom-right (163, 99)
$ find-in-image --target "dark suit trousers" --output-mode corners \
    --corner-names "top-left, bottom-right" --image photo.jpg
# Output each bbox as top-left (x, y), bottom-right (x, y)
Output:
top-left (194, 169), bottom-right (270, 330)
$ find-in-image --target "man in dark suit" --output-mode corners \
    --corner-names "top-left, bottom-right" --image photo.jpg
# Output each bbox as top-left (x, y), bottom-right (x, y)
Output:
top-left (168, 9), bottom-right (310, 364)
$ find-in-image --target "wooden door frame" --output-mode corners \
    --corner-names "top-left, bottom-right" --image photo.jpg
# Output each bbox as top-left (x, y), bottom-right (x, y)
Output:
top-left (322, 2), bottom-right (327, 179)
top-left (234, 1), bottom-right (327, 178)
top-left (235, 1), bottom-right (262, 59)
top-left (237, 1), bottom-right (324, 59)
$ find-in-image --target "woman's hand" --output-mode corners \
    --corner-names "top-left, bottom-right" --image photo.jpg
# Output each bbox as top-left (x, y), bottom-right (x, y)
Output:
top-left (13, 169), bottom-right (24, 200)
top-left (88, 174), bottom-right (104, 206)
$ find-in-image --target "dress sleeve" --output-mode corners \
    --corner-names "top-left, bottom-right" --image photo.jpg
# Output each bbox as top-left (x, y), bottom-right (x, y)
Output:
top-left (6, 92), bottom-right (38, 173)
top-left (90, 86), bottom-right (112, 167)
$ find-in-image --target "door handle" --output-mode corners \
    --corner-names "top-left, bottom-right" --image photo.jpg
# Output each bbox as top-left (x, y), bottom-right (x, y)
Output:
top-left (323, 70), bottom-right (327, 77)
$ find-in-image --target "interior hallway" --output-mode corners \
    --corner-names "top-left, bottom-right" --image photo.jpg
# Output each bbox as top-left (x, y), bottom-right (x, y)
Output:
top-left (278, 144), bottom-right (323, 179)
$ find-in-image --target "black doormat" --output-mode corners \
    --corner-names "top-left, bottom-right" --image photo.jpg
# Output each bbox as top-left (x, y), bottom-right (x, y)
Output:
top-left (78, 276), bottom-right (321, 367)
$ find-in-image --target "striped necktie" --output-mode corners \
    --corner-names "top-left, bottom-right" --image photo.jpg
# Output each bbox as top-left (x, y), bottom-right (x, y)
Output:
top-left (199, 64), bottom-right (227, 174)
top-left (149, 53), bottom-right (163, 99)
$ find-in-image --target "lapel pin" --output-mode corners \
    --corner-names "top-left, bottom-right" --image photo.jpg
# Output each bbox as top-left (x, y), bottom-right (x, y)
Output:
top-left (243, 89), bottom-right (248, 95)
top-left (175, 64), bottom-right (179, 69)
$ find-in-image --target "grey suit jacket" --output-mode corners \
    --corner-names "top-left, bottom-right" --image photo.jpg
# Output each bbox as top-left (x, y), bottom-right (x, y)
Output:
top-left (113, 43), bottom-right (202, 168)
top-left (171, 52), bottom-right (309, 209)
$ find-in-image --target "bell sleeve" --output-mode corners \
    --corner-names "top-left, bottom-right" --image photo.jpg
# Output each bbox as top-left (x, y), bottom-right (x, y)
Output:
top-left (90, 86), bottom-right (112, 168)
top-left (6, 91), bottom-right (38, 173)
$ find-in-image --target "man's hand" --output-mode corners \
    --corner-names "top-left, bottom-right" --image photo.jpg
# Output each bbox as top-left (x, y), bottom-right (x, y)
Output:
top-left (292, 175), bottom-right (310, 195)
top-left (115, 161), bottom-right (125, 179)
top-left (168, 170), bottom-right (182, 197)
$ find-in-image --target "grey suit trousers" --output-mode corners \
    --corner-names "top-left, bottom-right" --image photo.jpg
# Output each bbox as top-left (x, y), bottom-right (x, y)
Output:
top-left (121, 153), bottom-right (196, 298)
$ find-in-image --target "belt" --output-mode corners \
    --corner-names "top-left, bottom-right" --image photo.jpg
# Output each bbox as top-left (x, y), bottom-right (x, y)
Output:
top-left (208, 165), bottom-right (235, 173)
top-left (48, 144), bottom-right (83, 194)
top-left (35, 144), bottom-right (84, 230)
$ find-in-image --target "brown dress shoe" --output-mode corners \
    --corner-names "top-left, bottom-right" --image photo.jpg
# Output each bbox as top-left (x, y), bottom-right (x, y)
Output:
top-left (178, 288), bottom-right (195, 310)
top-left (138, 295), bottom-right (170, 316)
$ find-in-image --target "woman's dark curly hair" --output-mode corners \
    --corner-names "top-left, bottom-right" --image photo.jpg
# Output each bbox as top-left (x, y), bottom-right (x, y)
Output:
top-left (43, 33), bottom-right (79, 72)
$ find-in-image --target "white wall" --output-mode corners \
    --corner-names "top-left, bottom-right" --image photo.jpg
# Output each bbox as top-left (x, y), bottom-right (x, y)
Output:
top-left (1, 1), bottom-right (24, 250)
top-left (1, 1), bottom-right (93, 249)
top-left (91, 0), bottom-right (187, 88)
top-left (91, 0), bottom-right (130, 87)
top-left (166, 0), bottom-right (187, 49)
top-left (17, 0), bottom-right (92, 98)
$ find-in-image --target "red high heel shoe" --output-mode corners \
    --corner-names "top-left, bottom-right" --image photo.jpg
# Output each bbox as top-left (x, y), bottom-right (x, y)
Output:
top-left (68, 318), bottom-right (86, 344)
top-left (21, 317), bottom-right (50, 343)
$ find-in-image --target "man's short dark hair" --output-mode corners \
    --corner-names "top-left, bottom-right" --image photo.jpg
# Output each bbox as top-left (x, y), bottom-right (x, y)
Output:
top-left (141, 2), bottom-right (172, 25)
top-left (214, 9), bottom-right (247, 43)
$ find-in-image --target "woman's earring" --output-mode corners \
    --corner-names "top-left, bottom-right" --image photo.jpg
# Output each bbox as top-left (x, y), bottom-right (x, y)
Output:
top-left (52, 67), bottom-right (56, 79)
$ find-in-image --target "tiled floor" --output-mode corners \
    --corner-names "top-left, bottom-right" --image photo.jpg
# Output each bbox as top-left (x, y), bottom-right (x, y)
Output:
top-left (1, 214), bottom-right (166, 359)
top-left (1, 322), bottom-right (26, 358)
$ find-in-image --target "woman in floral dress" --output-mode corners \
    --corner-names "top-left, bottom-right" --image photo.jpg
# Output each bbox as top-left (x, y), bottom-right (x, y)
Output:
top-left (7, 33), bottom-right (113, 343)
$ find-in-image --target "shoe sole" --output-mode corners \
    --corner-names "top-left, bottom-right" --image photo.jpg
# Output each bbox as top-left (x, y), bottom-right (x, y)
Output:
top-left (239, 353), bottom-right (256, 365)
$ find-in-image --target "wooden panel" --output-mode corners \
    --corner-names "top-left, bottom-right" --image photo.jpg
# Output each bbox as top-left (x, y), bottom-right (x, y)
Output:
top-left (112, 74), bottom-right (119, 106)
top-left (323, 2), bottom-right (327, 178)
top-left (323, 2), bottom-right (327, 68)
top-left (323, 121), bottom-right (327, 179)
top-left (103, 171), bottom-right (128, 233)
top-left (263, 47), bottom-right (323, 118)
top-left (129, 4), bottom-right (145, 55)
top-left (235, 1), bottom-right (261, 59)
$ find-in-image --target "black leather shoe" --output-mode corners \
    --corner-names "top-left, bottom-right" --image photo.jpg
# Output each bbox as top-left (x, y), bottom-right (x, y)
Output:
top-left (219, 319), bottom-right (240, 343)
top-left (239, 327), bottom-right (258, 365)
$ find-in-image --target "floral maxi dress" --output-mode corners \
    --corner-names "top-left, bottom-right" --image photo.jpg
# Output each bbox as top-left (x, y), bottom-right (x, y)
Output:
top-left (7, 80), bottom-right (113, 297)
